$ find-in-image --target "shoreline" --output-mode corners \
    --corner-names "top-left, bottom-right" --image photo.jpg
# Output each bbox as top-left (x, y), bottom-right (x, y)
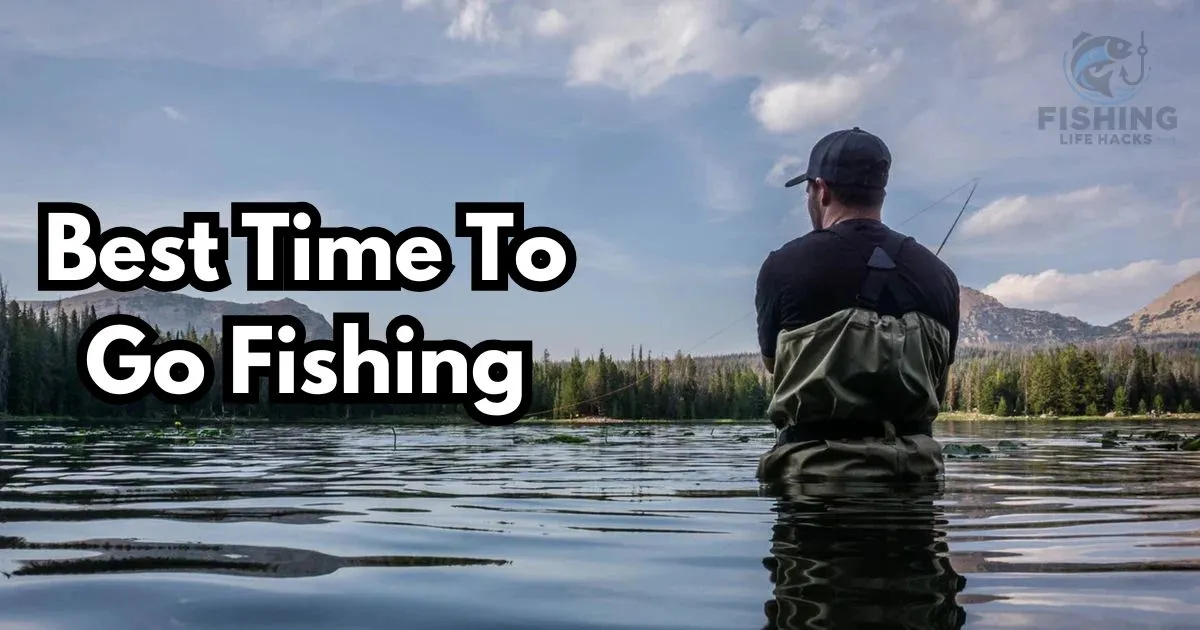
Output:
top-left (937, 412), bottom-right (1200, 423)
top-left (4, 413), bottom-right (1199, 426)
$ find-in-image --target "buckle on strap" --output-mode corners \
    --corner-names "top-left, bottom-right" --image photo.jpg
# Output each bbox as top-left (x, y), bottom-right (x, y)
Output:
top-left (854, 231), bottom-right (915, 311)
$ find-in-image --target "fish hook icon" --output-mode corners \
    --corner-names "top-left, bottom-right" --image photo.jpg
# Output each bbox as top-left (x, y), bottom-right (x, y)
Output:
top-left (1121, 31), bottom-right (1149, 87)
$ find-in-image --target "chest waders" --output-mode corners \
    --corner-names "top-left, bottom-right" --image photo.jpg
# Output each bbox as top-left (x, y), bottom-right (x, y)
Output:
top-left (771, 226), bottom-right (938, 445)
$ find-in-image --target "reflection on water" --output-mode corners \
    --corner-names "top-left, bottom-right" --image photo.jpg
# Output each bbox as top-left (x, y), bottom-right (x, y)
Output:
top-left (1, 421), bottom-right (1199, 629)
top-left (0, 536), bottom-right (508, 577)
top-left (761, 480), bottom-right (966, 629)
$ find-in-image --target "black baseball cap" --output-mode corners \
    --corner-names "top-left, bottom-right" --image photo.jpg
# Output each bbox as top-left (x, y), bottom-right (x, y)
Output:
top-left (784, 127), bottom-right (891, 189)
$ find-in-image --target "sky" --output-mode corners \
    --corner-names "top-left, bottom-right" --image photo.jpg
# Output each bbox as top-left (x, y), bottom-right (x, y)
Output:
top-left (0, 0), bottom-right (1197, 359)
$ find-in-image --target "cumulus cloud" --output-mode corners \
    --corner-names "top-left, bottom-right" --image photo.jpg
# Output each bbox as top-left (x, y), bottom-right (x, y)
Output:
top-left (751, 75), bottom-right (867, 134)
top-left (0, 0), bottom-right (1194, 267)
top-left (981, 257), bottom-right (1200, 322)
top-left (960, 185), bottom-right (1141, 239)
top-left (0, 1), bottom-right (905, 128)
top-left (749, 53), bottom-right (898, 134)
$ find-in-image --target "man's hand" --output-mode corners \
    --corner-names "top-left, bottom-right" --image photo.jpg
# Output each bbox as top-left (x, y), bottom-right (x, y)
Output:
top-left (762, 354), bottom-right (774, 374)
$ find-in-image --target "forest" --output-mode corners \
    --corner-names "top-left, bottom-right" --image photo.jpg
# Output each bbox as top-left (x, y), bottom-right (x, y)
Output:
top-left (0, 291), bottom-right (1197, 422)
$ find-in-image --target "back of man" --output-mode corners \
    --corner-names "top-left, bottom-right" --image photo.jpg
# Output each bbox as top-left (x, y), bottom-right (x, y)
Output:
top-left (755, 127), bottom-right (960, 484)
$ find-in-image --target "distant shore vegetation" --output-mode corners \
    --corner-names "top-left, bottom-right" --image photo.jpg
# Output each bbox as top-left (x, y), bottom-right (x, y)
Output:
top-left (0, 290), bottom-right (1196, 424)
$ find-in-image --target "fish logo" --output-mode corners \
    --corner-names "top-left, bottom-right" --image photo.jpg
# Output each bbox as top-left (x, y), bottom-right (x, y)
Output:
top-left (1063, 31), bottom-right (1150, 105)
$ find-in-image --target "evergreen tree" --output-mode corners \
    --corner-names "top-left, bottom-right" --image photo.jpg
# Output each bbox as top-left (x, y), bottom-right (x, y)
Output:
top-left (0, 275), bottom-right (1196, 424)
top-left (1113, 386), bottom-right (1129, 415)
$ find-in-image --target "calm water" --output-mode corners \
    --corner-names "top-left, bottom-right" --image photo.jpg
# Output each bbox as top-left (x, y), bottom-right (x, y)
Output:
top-left (2, 420), bottom-right (1199, 629)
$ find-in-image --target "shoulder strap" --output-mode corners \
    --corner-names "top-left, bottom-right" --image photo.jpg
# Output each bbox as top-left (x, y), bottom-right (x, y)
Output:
top-left (828, 227), bottom-right (915, 312)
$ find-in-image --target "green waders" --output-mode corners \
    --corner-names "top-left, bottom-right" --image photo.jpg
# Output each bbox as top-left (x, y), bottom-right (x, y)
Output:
top-left (757, 229), bottom-right (953, 483)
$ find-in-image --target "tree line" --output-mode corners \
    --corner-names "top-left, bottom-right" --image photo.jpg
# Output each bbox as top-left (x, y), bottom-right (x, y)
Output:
top-left (0, 291), bottom-right (1196, 422)
top-left (946, 342), bottom-right (1199, 416)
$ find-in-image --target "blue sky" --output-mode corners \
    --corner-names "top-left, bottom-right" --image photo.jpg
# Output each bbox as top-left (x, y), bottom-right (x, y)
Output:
top-left (1, 0), bottom-right (1197, 359)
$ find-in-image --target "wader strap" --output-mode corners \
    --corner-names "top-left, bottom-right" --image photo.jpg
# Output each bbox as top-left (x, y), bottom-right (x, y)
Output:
top-left (851, 229), bottom-right (916, 312)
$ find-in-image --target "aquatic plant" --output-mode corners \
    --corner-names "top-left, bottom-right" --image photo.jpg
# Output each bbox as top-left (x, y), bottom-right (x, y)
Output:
top-left (942, 443), bottom-right (995, 458)
top-left (1092, 429), bottom-right (1200, 451)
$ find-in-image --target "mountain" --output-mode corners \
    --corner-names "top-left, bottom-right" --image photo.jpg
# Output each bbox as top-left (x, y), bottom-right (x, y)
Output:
top-left (958, 286), bottom-right (1111, 346)
top-left (1110, 272), bottom-right (1200, 336)
top-left (957, 272), bottom-right (1200, 347)
top-left (20, 288), bottom-right (334, 340)
top-left (16, 273), bottom-right (1200, 350)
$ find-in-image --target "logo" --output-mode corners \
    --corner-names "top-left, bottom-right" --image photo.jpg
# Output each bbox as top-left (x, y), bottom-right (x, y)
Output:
top-left (1037, 30), bottom-right (1177, 146)
top-left (1063, 31), bottom-right (1148, 105)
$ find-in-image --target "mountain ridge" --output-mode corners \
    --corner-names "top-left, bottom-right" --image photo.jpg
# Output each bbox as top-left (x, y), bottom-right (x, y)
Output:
top-left (19, 287), bottom-right (335, 340)
top-left (13, 271), bottom-right (1200, 349)
top-left (1109, 272), bottom-right (1200, 337)
top-left (958, 272), bottom-right (1200, 346)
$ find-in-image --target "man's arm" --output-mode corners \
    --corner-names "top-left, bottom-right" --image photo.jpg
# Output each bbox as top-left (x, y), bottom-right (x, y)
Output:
top-left (755, 252), bottom-right (780, 375)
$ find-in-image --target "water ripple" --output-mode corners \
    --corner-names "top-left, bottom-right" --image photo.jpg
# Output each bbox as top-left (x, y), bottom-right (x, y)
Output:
top-left (1, 420), bottom-right (1198, 629)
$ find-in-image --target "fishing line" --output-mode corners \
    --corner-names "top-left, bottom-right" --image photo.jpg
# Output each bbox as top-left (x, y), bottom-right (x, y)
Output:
top-left (521, 177), bottom-right (980, 420)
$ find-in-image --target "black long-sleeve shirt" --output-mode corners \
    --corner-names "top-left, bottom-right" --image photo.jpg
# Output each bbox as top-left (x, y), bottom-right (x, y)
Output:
top-left (755, 218), bottom-right (960, 364)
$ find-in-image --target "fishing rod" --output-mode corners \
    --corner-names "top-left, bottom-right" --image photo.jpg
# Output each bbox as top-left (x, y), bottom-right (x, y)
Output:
top-left (936, 179), bottom-right (977, 256)
top-left (521, 177), bottom-right (979, 420)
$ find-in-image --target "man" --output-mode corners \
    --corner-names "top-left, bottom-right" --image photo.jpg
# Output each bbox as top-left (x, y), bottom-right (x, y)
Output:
top-left (754, 126), bottom-right (960, 484)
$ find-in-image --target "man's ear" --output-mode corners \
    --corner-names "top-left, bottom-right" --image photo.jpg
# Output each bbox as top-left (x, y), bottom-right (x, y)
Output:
top-left (815, 179), bottom-right (831, 206)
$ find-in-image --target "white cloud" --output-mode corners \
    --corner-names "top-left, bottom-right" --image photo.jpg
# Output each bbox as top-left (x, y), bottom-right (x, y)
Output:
top-left (160, 105), bottom-right (186, 121)
top-left (0, 0), bottom-right (1195, 266)
top-left (960, 185), bottom-right (1141, 239)
top-left (981, 257), bottom-right (1200, 322)
top-left (0, 190), bottom-right (333, 242)
top-left (750, 76), bottom-right (865, 134)
top-left (765, 154), bottom-right (805, 187)
top-left (446, 0), bottom-right (500, 43)
top-left (0, 1), bottom-right (904, 129)
top-left (1176, 184), bottom-right (1198, 229)
top-left (749, 53), bottom-right (898, 134)
top-left (561, 1), bottom-right (737, 97)
top-left (533, 9), bottom-right (568, 38)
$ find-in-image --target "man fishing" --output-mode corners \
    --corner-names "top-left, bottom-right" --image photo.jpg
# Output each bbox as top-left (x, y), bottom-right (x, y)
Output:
top-left (754, 127), bottom-right (961, 483)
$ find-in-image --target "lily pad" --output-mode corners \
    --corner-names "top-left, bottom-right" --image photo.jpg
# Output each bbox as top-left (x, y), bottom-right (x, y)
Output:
top-left (943, 443), bottom-right (993, 459)
top-left (533, 434), bottom-right (590, 444)
top-left (995, 440), bottom-right (1026, 450)
top-left (1181, 437), bottom-right (1200, 452)
top-left (1142, 430), bottom-right (1183, 442)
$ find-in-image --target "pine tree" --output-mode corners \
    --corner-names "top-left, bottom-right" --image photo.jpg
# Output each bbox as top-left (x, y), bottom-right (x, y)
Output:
top-left (1113, 386), bottom-right (1129, 415)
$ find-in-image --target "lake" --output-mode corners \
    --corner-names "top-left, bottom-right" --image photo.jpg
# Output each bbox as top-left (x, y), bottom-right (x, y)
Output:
top-left (2, 420), bottom-right (1199, 629)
